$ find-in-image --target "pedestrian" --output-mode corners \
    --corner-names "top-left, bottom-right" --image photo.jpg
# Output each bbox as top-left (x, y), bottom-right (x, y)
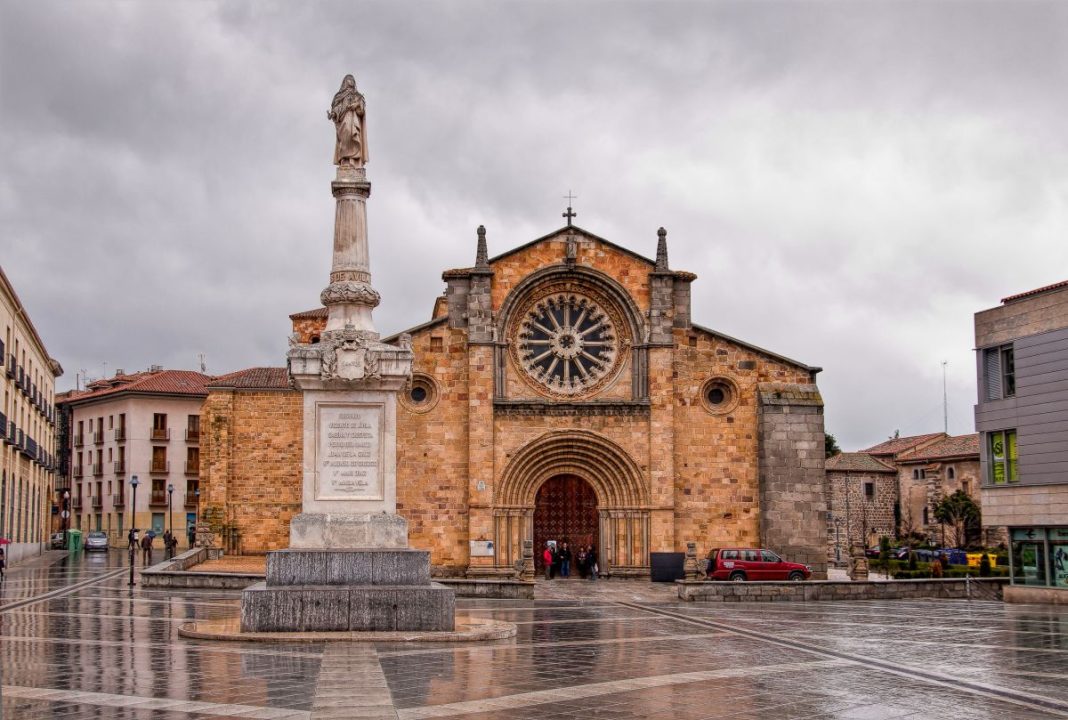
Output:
top-left (140, 532), bottom-right (154, 566)
top-left (127, 527), bottom-right (138, 551)
top-left (542, 544), bottom-right (553, 581)
top-left (0, 546), bottom-right (6, 582)
top-left (577, 547), bottom-right (588, 579)
top-left (559, 542), bottom-right (572, 578)
top-left (162, 530), bottom-right (171, 559)
top-left (587, 545), bottom-right (598, 581)
top-left (187, 524), bottom-right (196, 549)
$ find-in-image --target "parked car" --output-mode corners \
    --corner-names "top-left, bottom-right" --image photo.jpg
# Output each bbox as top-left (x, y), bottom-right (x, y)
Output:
top-left (706, 548), bottom-right (811, 581)
top-left (85, 531), bottom-right (109, 552)
top-left (50, 532), bottom-right (65, 549)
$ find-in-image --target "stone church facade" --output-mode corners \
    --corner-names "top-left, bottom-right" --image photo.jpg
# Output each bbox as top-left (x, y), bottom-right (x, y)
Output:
top-left (200, 224), bottom-right (828, 577)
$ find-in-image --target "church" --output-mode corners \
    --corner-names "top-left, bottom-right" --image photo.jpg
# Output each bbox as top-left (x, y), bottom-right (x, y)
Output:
top-left (199, 216), bottom-right (829, 578)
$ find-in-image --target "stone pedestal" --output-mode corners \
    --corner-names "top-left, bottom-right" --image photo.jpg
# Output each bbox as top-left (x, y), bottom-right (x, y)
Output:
top-left (241, 549), bottom-right (454, 632)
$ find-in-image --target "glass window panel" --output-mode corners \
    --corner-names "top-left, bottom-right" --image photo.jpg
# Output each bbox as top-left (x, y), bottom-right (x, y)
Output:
top-left (1051, 543), bottom-right (1068, 589)
top-left (1012, 540), bottom-right (1047, 586)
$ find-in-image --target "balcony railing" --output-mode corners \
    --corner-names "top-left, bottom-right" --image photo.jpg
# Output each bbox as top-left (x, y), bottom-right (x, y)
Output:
top-left (150, 427), bottom-right (170, 441)
top-left (185, 460), bottom-right (200, 476)
top-left (149, 490), bottom-right (168, 507)
top-left (114, 461), bottom-right (126, 474)
top-left (93, 431), bottom-right (104, 445)
top-left (113, 493), bottom-right (125, 509)
top-left (91, 495), bottom-right (103, 509)
top-left (74, 434), bottom-right (84, 447)
top-left (72, 496), bottom-right (83, 510)
top-left (91, 463), bottom-right (103, 476)
top-left (150, 460), bottom-right (170, 474)
top-left (73, 465), bottom-right (84, 478)
top-left (114, 427), bottom-right (126, 442)
top-left (185, 428), bottom-right (200, 442)
top-left (184, 493), bottom-right (199, 509)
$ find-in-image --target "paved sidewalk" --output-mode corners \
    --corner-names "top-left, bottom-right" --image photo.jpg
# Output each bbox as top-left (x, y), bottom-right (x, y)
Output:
top-left (4, 550), bottom-right (1068, 719)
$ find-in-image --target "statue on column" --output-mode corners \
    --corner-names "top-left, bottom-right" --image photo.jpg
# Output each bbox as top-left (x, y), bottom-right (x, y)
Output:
top-left (329, 74), bottom-right (368, 168)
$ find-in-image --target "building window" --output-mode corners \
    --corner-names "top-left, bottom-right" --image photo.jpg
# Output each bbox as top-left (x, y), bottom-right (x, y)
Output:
top-left (922, 507), bottom-right (929, 525)
top-left (152, 413), bottom-right (168, 441)
top-left (984, 344), bottom-right (1015, 400)
top-left (962, 480), bottom-right (970, 495)
top-left (946, 466), bottom-right (955, 480)
top-left (429, 336), bottom-right (443, 352)
top-left (989, 429), bottom-right (1018, 484)
top-left (151, 446), bottom-right (168, 474)
top-left (863, 481), bottom-right (874, 500)
top-left (912, 468), bottom-right (926, 480)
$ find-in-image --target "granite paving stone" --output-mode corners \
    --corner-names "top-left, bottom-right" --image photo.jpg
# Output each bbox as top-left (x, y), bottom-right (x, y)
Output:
top-left (5, 552), bottom-right (1068, 719)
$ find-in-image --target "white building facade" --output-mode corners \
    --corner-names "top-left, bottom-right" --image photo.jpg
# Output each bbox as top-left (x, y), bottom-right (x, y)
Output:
top-left (62, 370), bottom-right (209, 548)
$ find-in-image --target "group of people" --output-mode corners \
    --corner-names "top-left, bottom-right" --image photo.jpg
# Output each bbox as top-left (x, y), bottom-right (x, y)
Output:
top-left (126, 528), bottom-right (180, 564)
top-left (542, 541), bottom-right (598, 580)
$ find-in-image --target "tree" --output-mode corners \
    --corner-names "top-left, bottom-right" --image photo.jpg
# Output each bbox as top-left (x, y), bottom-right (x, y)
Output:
top-left (933, 490), bottom-right (981, 548)
top-left (825, 433), bottom-right (842, 458)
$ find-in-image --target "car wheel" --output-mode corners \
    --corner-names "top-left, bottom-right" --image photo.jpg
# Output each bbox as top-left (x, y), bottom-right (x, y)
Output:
top-left (788, 571), bottom-right (805, 582)
top-left (729, 571), bottom-right (746, 582)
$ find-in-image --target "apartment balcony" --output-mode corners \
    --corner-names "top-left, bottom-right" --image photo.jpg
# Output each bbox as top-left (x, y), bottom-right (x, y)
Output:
top-left (114, 461), bottom-right (126, 474)
top-left (150, 427), bottom-right (170, 441)
top-left (184, 492), bottom-right (199, 509)
top-left (74, 434), bottom-right (85, 447)
top-left (72, 496), bottom-right (83, 510)
top-left (185, 428), bottom-right (200, 443)
top-left (0, 412), bottom-right (7, 444)
top-left (150, 460), bottom-right (170, 474)
top-left (184, 460), bottom-right (200, 476)
top-left (91, 463), bottom-right (103, 477)
top-left (5, 353), bottom-right (14, 378)
top-left (73, 465), bottom-right (84, 478)
top-left (54, 478), bottom-right (71, 492)
top-left (112, 493), bottom-right (125, 509)
top-left (93, 431), bottom-right (104, 445)
top-left (91, 495), bottom-right (103, 509)
top-left (149, 490), bottom-right (168, 507)
top-left (114, 427), bottom-right (126, 442)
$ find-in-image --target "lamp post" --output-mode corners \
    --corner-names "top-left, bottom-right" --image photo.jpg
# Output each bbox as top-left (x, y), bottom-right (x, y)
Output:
top-left (167, 483), bottom-right (174, 559)
top-left (128, 475), bottom-right (139, 586)
top-left (62, 490), bottom-right (70, 549)
top-left (832, 514), bottom-right (844, 566)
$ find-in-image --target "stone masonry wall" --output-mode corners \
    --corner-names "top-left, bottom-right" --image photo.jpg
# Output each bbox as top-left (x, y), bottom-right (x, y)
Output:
top-left (826, 470), bottom-right (896, 563)
top-left (758, 386), bottom-right (828, 579)
top-left (672, 329), bottom-right (813, 555)
top-left (201, 388), bottom-right (303, 554)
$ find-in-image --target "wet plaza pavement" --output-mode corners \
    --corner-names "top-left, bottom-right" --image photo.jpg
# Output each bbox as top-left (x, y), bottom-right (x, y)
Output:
top-left (3, 551), bottom-right (1068, 719)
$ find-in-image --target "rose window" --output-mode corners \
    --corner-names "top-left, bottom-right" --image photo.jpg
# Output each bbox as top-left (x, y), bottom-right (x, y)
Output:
top-left (517, 294), bottom-right (617, 396)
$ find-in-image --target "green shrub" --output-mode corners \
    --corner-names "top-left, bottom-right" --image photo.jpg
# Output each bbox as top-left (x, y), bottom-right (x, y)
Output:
top-left (908, 551), bottom-right (918, 571)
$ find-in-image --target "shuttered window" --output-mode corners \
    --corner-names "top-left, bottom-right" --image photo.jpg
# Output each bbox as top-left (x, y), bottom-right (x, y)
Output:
top-left (989, 429), bottom-right (1019, 484)
top-left (984, 344), bottom-right (1015, 400)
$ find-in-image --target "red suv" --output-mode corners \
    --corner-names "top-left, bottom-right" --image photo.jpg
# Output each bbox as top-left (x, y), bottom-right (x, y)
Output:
top-left (707, 548), bottom-right (811, 582)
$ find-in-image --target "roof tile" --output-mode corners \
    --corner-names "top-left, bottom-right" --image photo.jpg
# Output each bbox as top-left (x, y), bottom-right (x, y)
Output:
top-left (826, 452), bottom-right (897, 473)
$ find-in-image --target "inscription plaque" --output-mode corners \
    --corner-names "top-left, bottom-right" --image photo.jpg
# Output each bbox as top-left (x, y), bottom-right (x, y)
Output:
top-left (317, 404), bottom-right (383, 500)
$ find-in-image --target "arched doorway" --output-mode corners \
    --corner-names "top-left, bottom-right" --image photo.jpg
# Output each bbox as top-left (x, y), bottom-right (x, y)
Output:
top-left (533, 475), bottom-right (599, 572)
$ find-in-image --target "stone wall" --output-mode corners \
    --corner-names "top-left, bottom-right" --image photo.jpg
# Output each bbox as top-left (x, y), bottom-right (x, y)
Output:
top-left (201, 388), bottom-right (303, 554)
top-left (677, 578), bottom-right (1007, 602)
top-left (827, 469), bottom-right (896, 561)
top-left (758, 384), bottom-right (828, 579)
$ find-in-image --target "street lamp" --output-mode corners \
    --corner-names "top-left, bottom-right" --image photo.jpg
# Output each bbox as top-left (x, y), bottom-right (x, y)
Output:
top-left (832, 514), bottom-right (844, 565)
top-left (128, 475), bottom-right (139, 586)
top-left (167, 483), bottom-right (174, 559)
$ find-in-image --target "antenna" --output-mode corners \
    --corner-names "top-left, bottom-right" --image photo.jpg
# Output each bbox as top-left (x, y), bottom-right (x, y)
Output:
top-left (942, 360), bottom-right (948, 434)
top-left (198, 353), bottom-right (206, 373)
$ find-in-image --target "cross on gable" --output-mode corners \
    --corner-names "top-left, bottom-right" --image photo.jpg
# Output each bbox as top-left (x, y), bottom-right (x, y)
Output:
top-left (562, 191), bottom-right (577, 226)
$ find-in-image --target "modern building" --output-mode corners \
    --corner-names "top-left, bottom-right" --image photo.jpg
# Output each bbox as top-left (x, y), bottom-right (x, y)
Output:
top-left (200, 224), bottom-right (829, 578)
top-left (59, 369), bottom-right (211, 548)
top-left (1, 265), bottom-right (63, 564)
top-left (975, 280), bottom-right (1068, 602)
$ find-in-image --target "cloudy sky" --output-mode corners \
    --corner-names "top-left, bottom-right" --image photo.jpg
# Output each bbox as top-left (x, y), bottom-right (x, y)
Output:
top-left (2, 1), bottom-right (1065, 450)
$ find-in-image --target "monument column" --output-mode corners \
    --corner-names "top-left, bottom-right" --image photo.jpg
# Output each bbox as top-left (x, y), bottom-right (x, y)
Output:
top-left (241, 75), bottom-right (454, 633)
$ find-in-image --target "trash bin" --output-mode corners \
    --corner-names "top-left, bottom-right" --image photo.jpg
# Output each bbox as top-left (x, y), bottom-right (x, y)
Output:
top-left (67, 529), bottom-right (83, 553)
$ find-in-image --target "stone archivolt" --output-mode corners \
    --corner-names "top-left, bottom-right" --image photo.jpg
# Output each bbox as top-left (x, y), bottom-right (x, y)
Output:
top-left (497, 430), bottom-right (649, 509)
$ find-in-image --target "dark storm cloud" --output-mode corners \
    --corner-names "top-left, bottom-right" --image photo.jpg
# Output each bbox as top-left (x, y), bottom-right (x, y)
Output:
top-left (1, 1), bottom-right (1065, 449)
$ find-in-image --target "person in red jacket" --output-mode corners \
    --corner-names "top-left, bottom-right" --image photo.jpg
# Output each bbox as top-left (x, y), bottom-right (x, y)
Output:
top-left (543, 544), bottom-right (554, 581)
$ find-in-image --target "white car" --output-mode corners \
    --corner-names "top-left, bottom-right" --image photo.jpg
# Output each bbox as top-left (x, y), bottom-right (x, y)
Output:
top-left (85, 531), bottom-right (109, 552)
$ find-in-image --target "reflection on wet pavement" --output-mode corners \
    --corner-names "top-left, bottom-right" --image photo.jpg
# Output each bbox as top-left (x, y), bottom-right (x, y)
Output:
top-left (3, 550), bottom-right (1068, 719)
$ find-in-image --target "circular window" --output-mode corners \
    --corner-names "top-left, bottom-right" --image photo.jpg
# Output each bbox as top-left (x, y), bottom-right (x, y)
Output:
top-left (400, 374), bottom-right (439, 413)
top-left (701, 377), bottom-right (739, 414)
top-left (511, 291), bottom-right (626, 398)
